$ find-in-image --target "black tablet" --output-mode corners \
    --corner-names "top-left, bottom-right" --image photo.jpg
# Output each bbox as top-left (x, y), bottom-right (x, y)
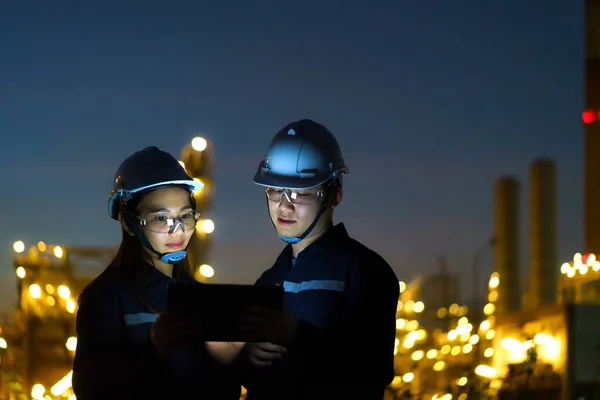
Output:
top-left (166, 282), bottom-right (284, 342)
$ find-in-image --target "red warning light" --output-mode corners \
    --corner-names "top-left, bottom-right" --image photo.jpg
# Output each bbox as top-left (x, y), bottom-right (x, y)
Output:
top-left (582, 111), bottom-right (596, 124)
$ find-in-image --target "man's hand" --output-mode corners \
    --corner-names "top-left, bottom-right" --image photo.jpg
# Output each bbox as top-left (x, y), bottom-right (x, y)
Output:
top-left (150, 310), bottom-right (202, 357)
top-left (241, 304), bottom-right (299, 346)
top-left (246, 342), bottom-right (287, 367)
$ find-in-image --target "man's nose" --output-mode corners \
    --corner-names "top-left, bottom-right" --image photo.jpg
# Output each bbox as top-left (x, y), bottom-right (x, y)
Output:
top-left (278, 193), bottom-right (295, 210)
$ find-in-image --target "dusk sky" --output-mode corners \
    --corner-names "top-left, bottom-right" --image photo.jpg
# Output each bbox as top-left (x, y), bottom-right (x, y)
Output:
top-left (0, 1), bottom-right (584, 314)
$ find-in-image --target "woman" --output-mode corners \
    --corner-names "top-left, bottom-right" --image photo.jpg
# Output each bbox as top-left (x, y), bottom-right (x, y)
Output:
top-left (72, 146), bottom-right (243, 399)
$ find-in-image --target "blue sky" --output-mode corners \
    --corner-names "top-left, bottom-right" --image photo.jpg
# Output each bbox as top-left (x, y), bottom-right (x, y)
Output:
top-left (0, 0), bottom-right (584, 313)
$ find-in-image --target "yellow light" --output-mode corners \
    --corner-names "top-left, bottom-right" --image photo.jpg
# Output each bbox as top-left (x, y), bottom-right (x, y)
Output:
top-left (433, 360), bottom-right (445, 371)
top-left (411, 350), bottom-right (424, 361)
top-left (37, 241), bottom-right (47, 252)
top-left (13, 241), bottom-right (25, 253)
top-left (587, 253), bottom-right (596, 266)
top-left (199, 264), bottom-right (214, 278)
top-left (191, 136), bottom-right (208, 151)
top-left (485, 329), bottom-right (495, 340)
top-left (484, 347), bottom-right (494, 357)
top-left (475, 364), bottom-right (496, 378)
top-left (31, 383), bottom-right (45, 399)
top-left (396, 318), bottom-right (406, 330)
top-left (426, 349), bottom-right (438, 359)
top-left (480, 320), bottom-right (491, 331)
top-left (437, 308), bottom-right (447, 318)
top-left (469, 334), bottom-right (480, 344)
top-left (16, 266), bottom-right (26, 279)
top-left (450, 346), bottom-right (461, 356)
top-left (66, 337), bottom-right (77, 351)
top-left (46, 296), bottom-right (55, 306)
top-left (0, 338), bottom-right (7, 349)
top-left (560, 262), bottom-right (571, 274)
top-left (29, 284), bottom-right (41, 299)
top-left (201, 219), bottom-right (215, 233)
top-left (53, 246), bottom-right (64, 258)
top-left (57, 285), bottom-right (70, 299)
top-left (457, 377), bottom-right (468, 386)
top-left (406, 320), bottom-right (419, 330)
top-left (483, 303), bottom-right (495, 315)
top-left (66, 299), bottom-right (76, 314)
top-left (51, 371), bottom-right (73, 396)
top-left (402, 372), bottom-right (414, 382)
top-left (45, 284), bottom-right (54, 294)
top-left (413, 301), bottom-right (424, 313)
top-left (399, 281), bottom-right (406, 293)
top-left (489, 272), bottom-right (500, 288)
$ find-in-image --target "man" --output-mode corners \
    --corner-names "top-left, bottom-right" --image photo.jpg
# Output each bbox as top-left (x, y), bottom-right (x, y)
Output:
top-left (240, 119), bottom-right (400, 400)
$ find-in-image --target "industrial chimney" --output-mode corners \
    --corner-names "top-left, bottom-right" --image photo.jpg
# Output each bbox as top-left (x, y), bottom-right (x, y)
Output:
top-left (584, 0), bottom-right (600, 255)
top-left (494, 177), bottom-right (521, 315)
top-left (528, 159), bottom-right (558, 308)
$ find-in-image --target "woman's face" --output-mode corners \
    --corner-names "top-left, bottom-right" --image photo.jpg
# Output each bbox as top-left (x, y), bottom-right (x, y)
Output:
top-left (135, 186), bottom-right (196, 261)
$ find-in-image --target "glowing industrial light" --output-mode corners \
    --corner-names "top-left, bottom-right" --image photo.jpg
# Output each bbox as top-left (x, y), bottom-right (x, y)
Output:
top-left (200, 219), bottom-right (215, 233)
top-left (57, 285), bottom-right (70, 299)
top-left (53, 246), bottom-right (64, 258)
top-left (475, 364), bottom-right (496, 378)
top-left (37, 241), bottom-right (46, 252)
top-left (66, 299), bottom-right (76, 314)
top-left (582, 110), bottom-right (597, 124)
top-left (489, 272), bottom-right (500, 289)
top-left (31, 383), bottom-right (45, 399)
top-left (29, 284), bottom-right (41, 299)
top-left (51, 371), bottom-right (73, 396)
top-left (0, 338), bottom-right (7, 349)
top-left (401, 372), bottom-right (414, 382)
top-left (199, 264), bottom-right (214, 278)
top-left (191, 136), bottom-right (207, 152)
top-left (45, 284), bottom-right (54, 295)
top-left (13, 241), bottom-right (25, 253)
top-left (399, 281), bottom-right (406, 293)
top-left (413, 301), bottom-right (424, 313)
top-left (66, 337), bottom-right (77, 351)
top-left (15, 266), bottom-right (26, 279)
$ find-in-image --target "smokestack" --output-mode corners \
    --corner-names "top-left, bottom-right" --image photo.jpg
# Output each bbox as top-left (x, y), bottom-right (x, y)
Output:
top-left (494, 177), bottom-right (521, 315)
top-left (528, 159), bottom-right (558, 308)
top-left (584, 0), bottom-right (600, 254)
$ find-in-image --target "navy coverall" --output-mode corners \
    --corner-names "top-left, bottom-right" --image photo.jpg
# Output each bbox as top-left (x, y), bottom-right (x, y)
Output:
top-left (243, 223), bottom-right (400, 400)
top-left (72, 264), bottom-right (241, 400)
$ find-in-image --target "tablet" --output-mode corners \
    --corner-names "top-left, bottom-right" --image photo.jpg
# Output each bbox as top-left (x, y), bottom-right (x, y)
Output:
top-left (166, 282), bottom-right (284, 342)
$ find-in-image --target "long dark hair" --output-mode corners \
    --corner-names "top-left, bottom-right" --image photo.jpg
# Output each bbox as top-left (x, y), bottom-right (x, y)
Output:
top-left (79, 190), bottom-right (195, 312)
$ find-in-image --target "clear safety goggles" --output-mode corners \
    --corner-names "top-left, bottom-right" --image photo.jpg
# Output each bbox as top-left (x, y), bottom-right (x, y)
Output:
top-left (265, 187), bottom-right (324, 205)
top-left (130, 210), bottom-right (201, 234)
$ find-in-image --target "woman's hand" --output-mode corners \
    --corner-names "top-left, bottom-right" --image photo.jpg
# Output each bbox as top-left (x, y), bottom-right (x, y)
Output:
top-left (150, 310), bottom-right (202, 357)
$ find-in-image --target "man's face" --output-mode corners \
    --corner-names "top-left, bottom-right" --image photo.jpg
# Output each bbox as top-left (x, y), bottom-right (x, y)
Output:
top-left (266, 186), bottom-right (325, 239)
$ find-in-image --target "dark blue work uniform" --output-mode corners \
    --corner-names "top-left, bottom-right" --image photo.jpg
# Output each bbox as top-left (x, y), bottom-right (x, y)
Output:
top-left (243, 223), bottom-right (400, 400)
top-left (72, 264), bottom-right (241, 400)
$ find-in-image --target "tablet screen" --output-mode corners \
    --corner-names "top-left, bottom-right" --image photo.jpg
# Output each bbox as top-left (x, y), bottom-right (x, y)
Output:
top-left (166, 282), bottom-right (284, 342)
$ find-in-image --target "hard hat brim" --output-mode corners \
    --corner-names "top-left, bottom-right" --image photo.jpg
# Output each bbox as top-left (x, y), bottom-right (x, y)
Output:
top-left (252, 169), bottom-right (330, 190)
top-left (108, 179), bottom-right (204, 220)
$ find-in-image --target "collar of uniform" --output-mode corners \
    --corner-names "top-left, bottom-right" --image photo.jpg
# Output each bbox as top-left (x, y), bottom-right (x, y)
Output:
top-left (145, 262), bottom-right (196, 289)
top-left (275, 222), bottom-right (349, 265)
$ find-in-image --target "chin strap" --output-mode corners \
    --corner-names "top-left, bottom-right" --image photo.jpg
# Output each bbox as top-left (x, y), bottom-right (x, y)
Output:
top-left (268, 180), bottom-right (336, 244)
